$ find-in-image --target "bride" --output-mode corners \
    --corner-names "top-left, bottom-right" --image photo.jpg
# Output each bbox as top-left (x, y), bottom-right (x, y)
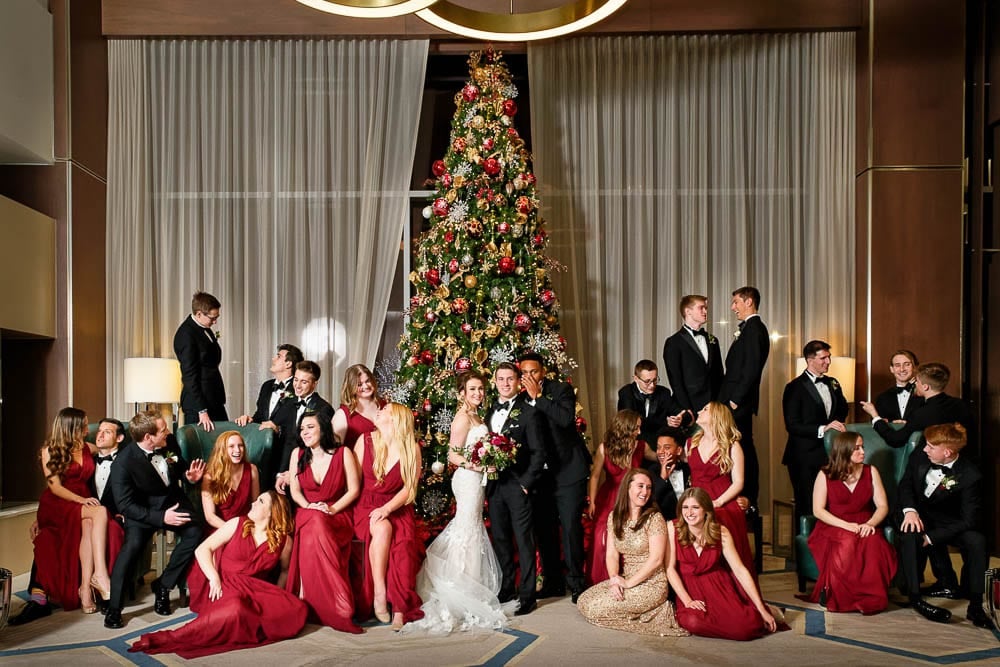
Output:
top-left (406, 370), bottom-right (514, 633)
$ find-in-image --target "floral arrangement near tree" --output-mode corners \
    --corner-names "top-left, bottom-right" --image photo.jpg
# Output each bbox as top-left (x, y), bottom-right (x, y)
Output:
top-left (386, 49), bottom-right (583, 533)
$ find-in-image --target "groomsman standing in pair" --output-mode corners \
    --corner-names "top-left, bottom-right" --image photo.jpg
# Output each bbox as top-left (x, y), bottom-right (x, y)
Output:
top-left (173, 291), bottom-right (227, 430)
top-left (871, 350), bottom-right (924, 422)
top-left (274, 360), bottom-right (334, 493)
top-left (663, 295), bottom-right (724, 417)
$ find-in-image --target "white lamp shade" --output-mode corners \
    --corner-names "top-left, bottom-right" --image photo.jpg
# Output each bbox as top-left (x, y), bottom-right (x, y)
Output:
top-left (794, 356), bottom-right (856, 403)
top-left (123, 357), bottom-right (183, 404)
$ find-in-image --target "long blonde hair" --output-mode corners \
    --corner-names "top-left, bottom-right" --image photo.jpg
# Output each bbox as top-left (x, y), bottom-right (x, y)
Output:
top-left (205, 430), bottom-right (245, 505)
top-left (242, 490), bottom-right (294, 553)
top-left (371, 402), bottom-right (420, 504)
top-left (689, 401), bottom-right (741, 475)
top-left (43, 407), bottom-right (88, 479)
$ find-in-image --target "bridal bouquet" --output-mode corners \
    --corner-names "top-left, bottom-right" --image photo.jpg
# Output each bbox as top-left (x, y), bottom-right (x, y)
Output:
top-left (463, 431), bottom-right (519, 486)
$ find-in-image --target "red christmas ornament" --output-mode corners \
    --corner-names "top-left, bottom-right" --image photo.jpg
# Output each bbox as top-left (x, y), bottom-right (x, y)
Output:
top-left (513, 312), bottom-right (531, 331)
top-left (448, 258), bottom-right (460, 274)
top-left (498, 221), bottom-right (511, 234)
top-left (441, 173), bottom-right (453, 187)
top-left (507, 128), bottom-right (519, 139)
top-left (420, 350), bottom-right (435, 365)
top-left (532, 231), bottom-right (547, 247)
top-left (432, 198), bottom-right (449, 217)
top-left (575, 416), bottom-right (588, 433)
top-left (424, 309), bottom-right (437, 323)
top-left (539, 289), bottom-right (556, 307)
top-left (409, 295), bottom-right (422, 308)
top-left (453, 137), bottom-right (466, 152)
top-left (407, 355), bottom-right (420, 367)
top-left (451, 297), bottom-right (468, 314)
top-left (461, 322), bottom-right (473, 335)
top-left (483, 158), bottom-right (501, 176)
top-left (525, 173), bottom-right (536, 185)
top-left (493, 193), bottom-right (506, 207)
top-left (423, 398), bottom-right (433, 412)
top-left (425, 268), bottom-right (441, 286)
top-left (432, 159), bottom-right (447, 177)
top-left (482, 137), bottom-right (494, 151)
top-left (498, 256), bottom-right (516, 274)
top-left (502, 99), bottom-right (518, 116)
top-left (443, 230), bottom-right (455, 244)
top-left (455, 357), bottom-right (472, 371)
top-left (558, 335), bottom-right (567, 350)
top-left (516, 196), bottom-right (532, 214)
top-left (462, 84), bottom-right (479, 102)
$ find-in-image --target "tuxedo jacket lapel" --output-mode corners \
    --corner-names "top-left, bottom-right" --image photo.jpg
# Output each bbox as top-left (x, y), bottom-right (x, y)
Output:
top-left (801, 374), bottom-right (826, 412)
top-left (680, 330), bottom-right (706, 364)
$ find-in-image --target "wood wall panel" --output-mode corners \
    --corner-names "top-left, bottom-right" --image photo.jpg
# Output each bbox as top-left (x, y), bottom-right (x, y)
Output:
top-left (69, 0), bottom-right (108, 179)
top-left (868, 169), bottom-right (963, 393)
top-left (855, 0), bottom-right (869, 174)
top-left (870, 0), bottom-right (964, 166)
top-left (854, 170), bottom-right (870, 400)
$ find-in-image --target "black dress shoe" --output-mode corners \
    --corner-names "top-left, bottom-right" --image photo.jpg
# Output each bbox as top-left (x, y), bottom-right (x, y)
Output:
top-left (920, 582), bottom-right (961, 599)
top-left (104, 608), bottom-right (125, 629)
top-left (178, 586), bottom-right (189, 609)
top-left (536, 585), bottom-right (565, 600)
top-left (151, 578), bottom-right (172, 616)
top-left (967, 605), bottom-right (995, 629)
top-left (570, 589), bottom-right (583, 605)
top-left (913, 599), bottom-right (952, 623)
top-left (497, 591), bottom-right (515, 604)
top-left (514, 599), bottom-right (537, 616)
top-left (8, 601), bottom-right (51, 625)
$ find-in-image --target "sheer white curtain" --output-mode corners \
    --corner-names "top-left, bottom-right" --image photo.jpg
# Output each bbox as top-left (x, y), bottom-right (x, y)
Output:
top-left (528, 33), bottom-right (855, 507)
top-left (107, 38), bottom-right (428, 419)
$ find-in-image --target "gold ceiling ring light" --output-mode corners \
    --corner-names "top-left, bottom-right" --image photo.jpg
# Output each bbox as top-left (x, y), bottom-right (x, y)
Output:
top-left (295, 0), bottom-right (440, 19)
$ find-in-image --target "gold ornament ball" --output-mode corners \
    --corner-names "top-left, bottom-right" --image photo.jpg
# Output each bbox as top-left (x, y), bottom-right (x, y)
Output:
top-left (464, 274), bottom-right (478, 289)
top-left (546, 315), bottom-right (558, 326)
top-left (471, 115), bottom-right (485, 129)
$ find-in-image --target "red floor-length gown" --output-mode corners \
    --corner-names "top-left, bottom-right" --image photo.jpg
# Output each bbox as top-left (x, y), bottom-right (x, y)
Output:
top-left (674, 531), bottom-right (767, 641)
top-left (807, 465), bottom-right (897, 614)
top-left (587, 441), bottom-right (646, 585)
top-left (341, 404), bottom-right (380, 447)
top-left (286, 447), bottom-right (362, 633)
top-left (130, 517), bottom-right (307, 658)
top-left (688, 444), bottom-right (755, 577)
top-left (33, 454), bottom-right (96, 610)
top-left (352, 432), bottom-right (425, 623)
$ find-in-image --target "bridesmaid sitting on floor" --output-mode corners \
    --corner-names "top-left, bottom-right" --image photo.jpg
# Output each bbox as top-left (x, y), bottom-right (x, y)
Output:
top-left (201, 430), bottom-right (259, 533)
top-left (577, 468), bottom-right (687, 637)
top-left (286, 412), bottom-right (362, 634)
top-left (806, 431), bottom-right (896, 614)
top-left (130, 490), bottom-right (306, 658)
top-left (666, 488), bottom-right (779, 640)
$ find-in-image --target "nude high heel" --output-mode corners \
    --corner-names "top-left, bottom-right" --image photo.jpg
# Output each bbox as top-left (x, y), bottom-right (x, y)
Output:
top-left (79, 587), bottom-right (97, 614)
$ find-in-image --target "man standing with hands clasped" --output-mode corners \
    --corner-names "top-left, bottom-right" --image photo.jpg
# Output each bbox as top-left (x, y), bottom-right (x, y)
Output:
top-left (173, 291), bottom-right (227, 431)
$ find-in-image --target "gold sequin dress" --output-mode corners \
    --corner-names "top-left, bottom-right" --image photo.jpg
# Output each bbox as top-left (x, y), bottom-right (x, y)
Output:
top-left (577, 512), bottom-right (688, 636)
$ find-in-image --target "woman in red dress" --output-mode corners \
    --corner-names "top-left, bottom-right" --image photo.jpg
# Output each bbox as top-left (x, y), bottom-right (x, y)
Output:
top-left (667, 488), bottom-right (779, 640)
top-left (353, 402), bottom-right (424, 630)
top-left (586, 410), bottom-right (649, 584)
top-left (332, 363), bottom-right (383, 446)
top-left (201, 430), bottom-right (259, 532)
top-left (33, 407), bottom-right (113, 613)
top-left (807, 432), bottom-right (896, 614)
top-left (130, 490), bottom-right (306, 658)
top-left (686, 402), bottom-right (755, 575)
top-left (286, 412), bottom-right (362, 633)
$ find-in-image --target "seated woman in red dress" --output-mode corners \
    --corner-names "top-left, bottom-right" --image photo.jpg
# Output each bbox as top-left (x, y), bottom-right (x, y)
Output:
top-left (667, 488), bottom-right (779, 640)
top-left (33, 407), bottom-right (113, 613)
top-left (807, 431), bottom-right (896, 614)
top-left (687, 402), bottom-right (755, 575)
top-left (353, 402), bottom-right (424, 630)
top-left (201, 430), bottom-right (259, 532)
top-left (332, 363), bottom-right (384, 446)
top-left (130, 490), bottom-right (307, 658)
top-left (286, 411), bottom-right (362, 633)
top-left (586, 410), bottom-right (649, 584)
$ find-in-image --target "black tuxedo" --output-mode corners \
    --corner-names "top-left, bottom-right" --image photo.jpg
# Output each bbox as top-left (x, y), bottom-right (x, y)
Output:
top-left (718, 315), bottom-right (770, 507)
top-left (251, 378), bottom-right (294, 424)
top-left (107, 441), bottom-right (204, 610)
top-left (530, 379), bottom-right (590, 594)
top-left (484, 394), bottom-right (546, 604)
top-left (173, 315), bottom-right (227, 423)
top-left (781, 372), bottom-right (848, 524)
top-left (874, 392), bottom-right (973, 448)
top-left (616, 383), bottom-right (685, 449)
top-left (897, 451), bottom-right (986, 602)
top-left (275, 393), bottom-right (335, 475)
top-left (873, 384), bottom-right (924, 423)
top-left (663, 327), bottom-right (723, 414)
top-left (646, 459), bottom-right (690, 521)
top-left (90, 450), bottom-right (120, 514)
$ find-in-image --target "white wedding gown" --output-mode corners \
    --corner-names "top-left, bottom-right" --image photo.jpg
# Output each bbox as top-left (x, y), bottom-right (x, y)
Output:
top-left (405, 423), bottom-right (515, 633)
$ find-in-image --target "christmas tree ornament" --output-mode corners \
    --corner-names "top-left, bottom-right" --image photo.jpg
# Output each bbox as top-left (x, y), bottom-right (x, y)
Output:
top-left (575, 416), bottom-right (588, 433)
top-left (493, 193), bottom-right (507, 207)
top-left (489, 286), bottom-right (501, 301)
top-left (432, 198), bottom-right (449, 217)
top-left (502, 99), bottom-right (518, 116)
top-left (423, 398), bottom-right (433, 412)
top-left (461, 253), bottom-right (474, 266)
top-left (498, 221), bottom-right (511, 234)
top-left (471, 115), bottom-right (485, 129)
top-left (455, 357), bottom-right (472, 371)
top-left (453, 137), bottom-right (466, 152)
top-left (482, 137), bottom-right (494, 151)
top-left (540, 289), bottom-right (556, 307)
top-left (441, 173), bottom-right (453, 187)
top-left (462, 84), bottom-right (479, 102)
top-left (516, 196), bottom-right (532, 214)
top-left (422, 205), bottom-right (433, 219)
top-left (512, 224), bottom-right (525, 238)
top-left (424, 309), bottom-right (437, 323)
top-left (467, 219), bottom-right (483, 235)
top-left (498, 256), bottom-right (516, 274)
top-left (420, 350), bottom-right (435, 365)
top-left (432, 159), bottom-right (447, 177)
top-left (448, 258), bottom-right (460, 273)
top-left (425, 268), bottom-right (441, 286)
top-left (483, 157), bottom-right (501, 176)
top-left (451, 297), bottom-right (468, 314)
top-left (431, 460), bottom-right (446, 475)
top-left (464, 274), bottom-right (477, 288)
top-left (443, 230), bottom-right (455, 244)
top-left (514, 312), bottom-right (531, 331)
top-left (461, 322), bottom-right (473, 335)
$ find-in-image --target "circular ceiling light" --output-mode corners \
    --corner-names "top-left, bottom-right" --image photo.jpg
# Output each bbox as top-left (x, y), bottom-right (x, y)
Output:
top-left (295, 0), bottom-right (440, 19)
top-left (415, 0), bottom-right (629, 42)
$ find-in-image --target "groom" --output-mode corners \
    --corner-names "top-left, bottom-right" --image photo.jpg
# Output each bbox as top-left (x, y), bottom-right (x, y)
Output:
top-left (485, 362), bottom-right (546, 616)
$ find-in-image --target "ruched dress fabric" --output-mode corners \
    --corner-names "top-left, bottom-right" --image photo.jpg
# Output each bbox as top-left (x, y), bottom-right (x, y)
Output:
top-left (807, 465), bottom-right (897, 614)
top-left (285, 447), bottom-right (361, 633)
top-left (130, 517), bottom-right (307, 658)
top-left (687, 444), bottom-right (756, 577)
top-left (577, 512), bottom-right (687, 637)
top-left (407, 424), bottom-right (513, 633)
top-left (212, 462), bottom-right (254, 527)
top-left (352, 432), bottom-right (425, 623)
top-left (588, 441), bottom-right (646, 585)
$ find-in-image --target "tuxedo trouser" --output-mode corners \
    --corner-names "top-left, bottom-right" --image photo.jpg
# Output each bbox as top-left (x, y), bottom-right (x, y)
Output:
top-left (109, 520), bottom-right (203, 610)
top-left (533, 474), bottom-right (587, 593)
top-left (733, 411), bottom-right (759, 509)
top-left (785, 459), bottom-right (822, 530)
top-left (899, 529), bottom-right (987, 603)
top-left (488, 477), bottom-right (537, 603)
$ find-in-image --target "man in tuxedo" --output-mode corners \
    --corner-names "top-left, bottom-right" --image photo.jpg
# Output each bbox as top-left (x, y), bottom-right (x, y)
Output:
top-left (105, 411), bottom-right (205, 629)
top-left (519, 352), bottom-right (590, 603)
top-left (646, 427), bottom-right (690, 521)
top-left (663, 294), bottom-right (724, 416)
top-left (236, 343), bottom-right (303, 430)
top-left (862, 362), bottom-right (973, 447)
top-left (173, 291), bottom-right (227, 430)
top-left (781, 340), bottom-right (848, 527)
top-left (484, 362), bottom-right (546, 615)
top-left (616, 359), bottom-right (687, 449)
top-left (870, 350), bottom-right (924, 422)
top-left (718, 286), bottom-right (770, 514)
top-left (897, 423), bottom-right (992, 628)
top-left (274, 360), bottom-right (334, 493)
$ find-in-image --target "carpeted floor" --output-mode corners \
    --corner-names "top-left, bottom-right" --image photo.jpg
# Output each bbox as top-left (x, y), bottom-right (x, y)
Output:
top-left (2, 555), bottom-right (999, 666)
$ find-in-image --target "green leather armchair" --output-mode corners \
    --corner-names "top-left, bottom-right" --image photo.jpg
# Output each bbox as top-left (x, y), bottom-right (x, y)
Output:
top-left (175, 421), bottom-right (275, 481)
top-left (794, 423), bottom-right (921, 592)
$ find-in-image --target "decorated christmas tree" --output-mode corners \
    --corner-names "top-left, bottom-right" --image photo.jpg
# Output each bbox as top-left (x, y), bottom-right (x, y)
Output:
top-left (388, 49), bottom-right (581, 533)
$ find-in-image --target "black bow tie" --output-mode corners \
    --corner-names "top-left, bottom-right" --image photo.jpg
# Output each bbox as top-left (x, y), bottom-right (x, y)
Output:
top-left (297, 399), bottom-right (308, 409)
top-left (929, 463), bottom-right (950, 473)
top-left (689, 327), bottom-right (708, 338)
top-left (146, 451), bottom-right (160, 463)
top-left (96, 454), bottom-right (115, 464)
top-left (273, 382), bottom-right (289, 394)
top-left (496, 400), bottom-right (512, 412)
top-left (897, 383), bottom-right (915, 395)
top-left (814, 376), bottom-right (831, 386)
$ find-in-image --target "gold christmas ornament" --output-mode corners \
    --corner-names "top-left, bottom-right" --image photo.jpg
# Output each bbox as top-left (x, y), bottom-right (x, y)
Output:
top-left (474, 348), bottom-right (489, 364)
top-left (471, 115), bottom-right (485, 129)
top-left (445, 189), bottom-right (457, 203)
top-left (464, 274), bottom-right (478, 288)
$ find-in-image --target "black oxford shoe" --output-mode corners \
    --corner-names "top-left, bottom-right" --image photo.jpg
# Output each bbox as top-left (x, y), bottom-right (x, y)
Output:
top-left (8, 601), bottom-right (51, 625)
top-left (514, 599), bottom-right (537, 616)
top-left (151, 578), bottom-right (172, 616)
top-left (914, 599), bottom-right (952, 623)
top-left (967, 605), bottom-right (995, 629)
top-left (920, 582), bottom-right (961, 600)
top-left (104, 608), bottom-right (125, 629)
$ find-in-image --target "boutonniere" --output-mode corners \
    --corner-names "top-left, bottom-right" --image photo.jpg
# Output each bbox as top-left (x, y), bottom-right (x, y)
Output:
top-left (508, 408), bottom-right (521, 421)
top-left (732, 330), bottom-right (741, 340)
top-left (280, 390), bottom-right (294, 402)
top-left (829, 378), bottom-right (841, 392)
top-left (214, 330), bottom-right (222, 340)
top-left (939, 475), bottom-right (958, 491)
top-left (160, 452), bottom-right (179, 466)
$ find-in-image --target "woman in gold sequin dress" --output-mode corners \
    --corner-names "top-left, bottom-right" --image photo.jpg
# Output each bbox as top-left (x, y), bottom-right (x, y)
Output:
top-left (577, 468), bottom-right (688, 636)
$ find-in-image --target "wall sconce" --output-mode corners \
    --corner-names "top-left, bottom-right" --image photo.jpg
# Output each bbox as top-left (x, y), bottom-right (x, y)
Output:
top-left (794, 356), bottom-right (856, 403)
